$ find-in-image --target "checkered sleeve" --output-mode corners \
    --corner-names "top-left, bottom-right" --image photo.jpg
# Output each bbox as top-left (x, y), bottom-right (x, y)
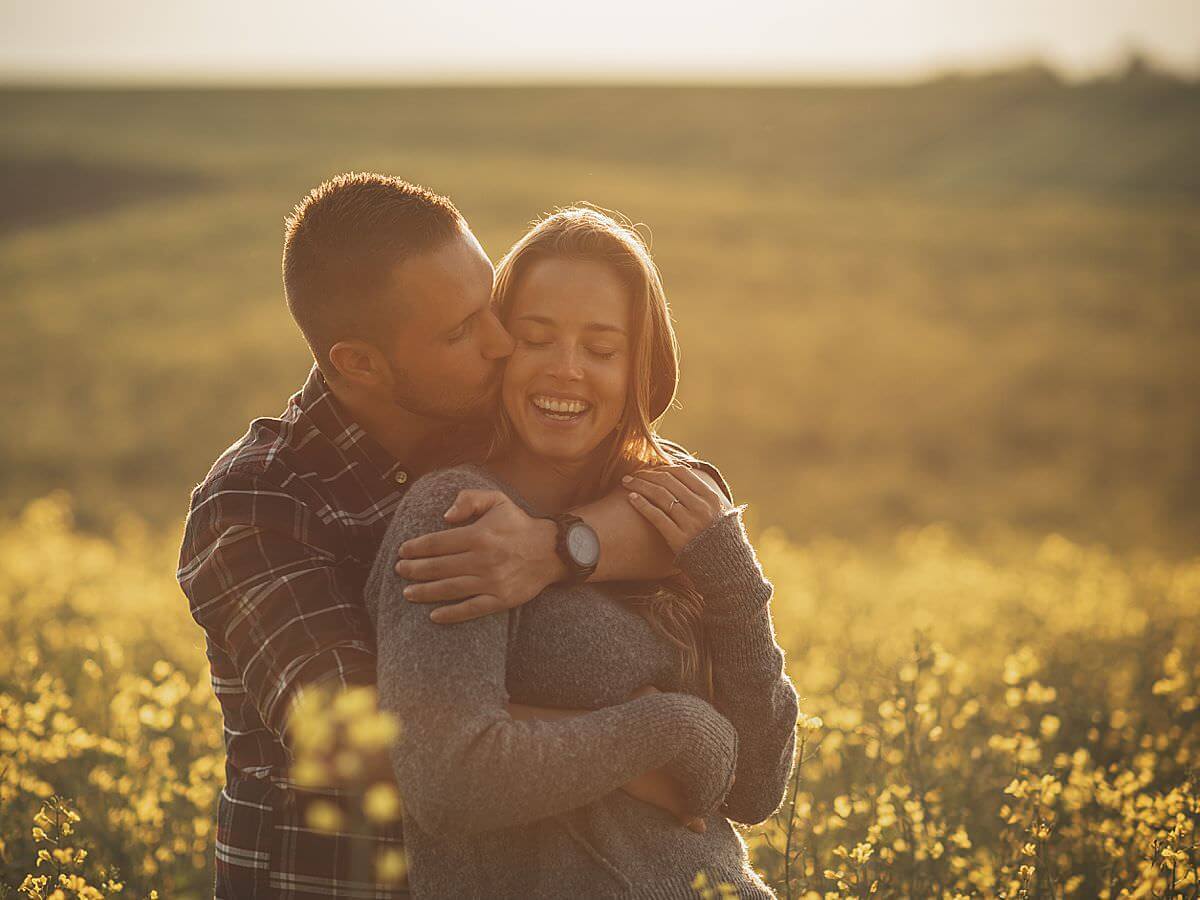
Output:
top-left (178, 469), bottom-right (377, 754)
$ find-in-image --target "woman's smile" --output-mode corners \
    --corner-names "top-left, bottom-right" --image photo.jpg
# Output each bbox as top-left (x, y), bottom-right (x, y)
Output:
top-left (501, 257), bottom-right (631, 468)
top-left (529, 392), bottom-right (593, 422)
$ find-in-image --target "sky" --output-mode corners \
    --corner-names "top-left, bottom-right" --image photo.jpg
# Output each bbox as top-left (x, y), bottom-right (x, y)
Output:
top-left (2, 0), bottom-right (1197, 83)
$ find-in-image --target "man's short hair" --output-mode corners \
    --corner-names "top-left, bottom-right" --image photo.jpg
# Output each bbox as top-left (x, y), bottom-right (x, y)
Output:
top-left (283, 172), bottom-right (466, 372)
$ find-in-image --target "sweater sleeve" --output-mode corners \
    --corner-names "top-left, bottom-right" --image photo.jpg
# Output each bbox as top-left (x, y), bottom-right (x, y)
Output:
top-left (676, 506), bottom-right (800, 825)
top-left (364, 469), bottom-right (737, 840)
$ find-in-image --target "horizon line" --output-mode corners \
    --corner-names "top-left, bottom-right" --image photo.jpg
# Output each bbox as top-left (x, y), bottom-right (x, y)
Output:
top-left (2, 48), bottom-right (1198, 90)
top-left (3, 68), bottom-right (1197, 91)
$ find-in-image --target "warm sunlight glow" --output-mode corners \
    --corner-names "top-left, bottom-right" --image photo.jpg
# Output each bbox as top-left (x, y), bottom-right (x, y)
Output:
top-left (1, 0), bottom-right (1197, 83)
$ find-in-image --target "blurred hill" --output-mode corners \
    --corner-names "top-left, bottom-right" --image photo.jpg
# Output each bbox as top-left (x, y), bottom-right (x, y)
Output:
top-left (1, 67), bottom-right (1197, 552)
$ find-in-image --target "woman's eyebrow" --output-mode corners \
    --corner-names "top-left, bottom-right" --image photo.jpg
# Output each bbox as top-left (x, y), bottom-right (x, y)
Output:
top-left (584, 322), bottom-right (627, 336)
top-left (515, 314), bottom-right (627, 336)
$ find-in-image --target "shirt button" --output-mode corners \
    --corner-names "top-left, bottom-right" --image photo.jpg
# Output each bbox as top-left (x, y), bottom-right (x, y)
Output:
top-left (394, 470), bottom-right (408, 485)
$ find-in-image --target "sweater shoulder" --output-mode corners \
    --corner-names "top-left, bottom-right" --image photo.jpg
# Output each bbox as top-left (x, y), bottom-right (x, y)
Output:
top-left (402, 464), bottom-right (511, 512)
top-left (364, 465), bottom-right (514, 631)
top-left (379, 464), bottom-right (513, 549)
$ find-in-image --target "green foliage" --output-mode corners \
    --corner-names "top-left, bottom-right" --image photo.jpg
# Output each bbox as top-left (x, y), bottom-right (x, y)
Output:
top-left (2, 78), bottom-right (1198, 551)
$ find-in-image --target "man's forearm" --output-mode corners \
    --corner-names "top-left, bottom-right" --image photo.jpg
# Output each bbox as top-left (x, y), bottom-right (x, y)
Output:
top-left (571, 489), bottom-right (677, 582)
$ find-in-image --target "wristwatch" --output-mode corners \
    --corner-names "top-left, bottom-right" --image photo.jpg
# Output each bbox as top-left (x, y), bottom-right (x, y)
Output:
top-left (547, 514), bottom-right (600, 585)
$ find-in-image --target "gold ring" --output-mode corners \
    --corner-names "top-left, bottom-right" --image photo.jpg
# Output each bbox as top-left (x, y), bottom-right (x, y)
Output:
top-left (669, 499), bottom-right (680, 511)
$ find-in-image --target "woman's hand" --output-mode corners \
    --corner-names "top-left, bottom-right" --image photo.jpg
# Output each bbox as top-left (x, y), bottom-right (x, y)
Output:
top-left (511, 687), bottom-right (710, 832)
top-left (619, 685), bottom-right (708, 833)
top-left (621, 770), bottom-right (708, 833)
top-left (622, 466), bottom-right (728, 556)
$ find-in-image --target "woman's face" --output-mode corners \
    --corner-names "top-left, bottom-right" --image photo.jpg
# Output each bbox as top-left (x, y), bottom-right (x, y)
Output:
top-left (501, 256), bottom-right (632, 467)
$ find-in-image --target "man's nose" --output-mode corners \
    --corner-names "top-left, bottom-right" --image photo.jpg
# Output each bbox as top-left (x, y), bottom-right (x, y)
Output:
top-left (481, 311), bottom-right (515, 360)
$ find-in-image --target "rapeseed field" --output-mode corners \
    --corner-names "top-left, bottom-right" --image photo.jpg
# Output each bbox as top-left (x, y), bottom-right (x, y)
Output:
top-left (2, 496), bottom-right (1195, 897)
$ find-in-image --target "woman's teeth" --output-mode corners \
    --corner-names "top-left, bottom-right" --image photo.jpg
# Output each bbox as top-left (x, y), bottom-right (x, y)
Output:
top-left (531, 395), bottom-right (591, 420)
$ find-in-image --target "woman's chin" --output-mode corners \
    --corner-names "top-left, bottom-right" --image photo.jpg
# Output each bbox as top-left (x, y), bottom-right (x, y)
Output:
top-left (512, 425), bottom-right (606, 468)
top-left (525, 438), bottom-right (599, 467)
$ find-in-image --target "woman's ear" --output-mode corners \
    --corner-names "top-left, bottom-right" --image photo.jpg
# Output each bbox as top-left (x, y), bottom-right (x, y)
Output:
top-left (328, 339), bottom-right (388, 389)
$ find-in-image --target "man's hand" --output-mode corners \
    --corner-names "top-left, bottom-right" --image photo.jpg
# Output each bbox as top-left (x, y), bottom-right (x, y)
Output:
top-left (395, 489), bottom-right (566, 624)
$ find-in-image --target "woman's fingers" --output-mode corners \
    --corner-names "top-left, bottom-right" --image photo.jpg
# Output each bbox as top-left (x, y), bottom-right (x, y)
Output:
top-left (624, 466), bottom-right (724, 555)
top-left (618, 769), bottom-right (704, 833)
top-left (625, 468), bottom-right (706, 515)
top-left (624, 476), bottom-right (688, 522)
top-left (669, 466), bottom-right (729, 511)
top-left (627, 491), bottom-right (686, 551)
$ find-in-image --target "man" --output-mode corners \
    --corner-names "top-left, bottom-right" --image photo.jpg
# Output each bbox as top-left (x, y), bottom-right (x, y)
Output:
top-left (177, 173), bottom-right (728, 898)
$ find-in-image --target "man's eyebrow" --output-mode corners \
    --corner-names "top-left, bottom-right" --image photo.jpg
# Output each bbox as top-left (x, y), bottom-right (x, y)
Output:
top-left (516, 314), bottom-right (627, 336)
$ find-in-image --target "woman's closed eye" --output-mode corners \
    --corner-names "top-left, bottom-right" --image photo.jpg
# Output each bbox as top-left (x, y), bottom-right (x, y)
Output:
top-left (518, 338), bottom-right (618, 360)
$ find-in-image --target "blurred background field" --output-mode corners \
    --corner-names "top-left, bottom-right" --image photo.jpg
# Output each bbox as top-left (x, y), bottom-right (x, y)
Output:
top-left (3, 66), bottom-right (1198, 554)
top-left (3, 53), bottom-right (1200, 898)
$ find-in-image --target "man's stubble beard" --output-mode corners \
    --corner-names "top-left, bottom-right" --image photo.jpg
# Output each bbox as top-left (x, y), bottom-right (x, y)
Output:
top-left (386, 359), bottom-right (501, 424)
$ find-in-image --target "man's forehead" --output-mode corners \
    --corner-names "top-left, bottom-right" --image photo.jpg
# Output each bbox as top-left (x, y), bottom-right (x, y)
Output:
top-left (389, 233), bottom-right (493, 323)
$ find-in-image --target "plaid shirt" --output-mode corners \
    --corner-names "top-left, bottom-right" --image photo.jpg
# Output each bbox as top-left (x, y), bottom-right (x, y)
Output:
top-left (178, 364), bottom-right (722, 899)
top-left (178, 365), bottom-right (413, 899)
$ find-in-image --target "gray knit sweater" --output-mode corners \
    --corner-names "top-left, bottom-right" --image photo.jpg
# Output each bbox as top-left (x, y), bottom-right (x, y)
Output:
top-left (364, 465), bottom-right (799, 899)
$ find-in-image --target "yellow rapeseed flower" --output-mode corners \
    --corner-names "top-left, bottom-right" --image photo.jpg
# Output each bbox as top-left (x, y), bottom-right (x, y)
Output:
top-left (363, 783), bottom-right (403, 824)
top-left (376, 848), bottom-right (407, 884)
top-left (305, 800), bottom-right (345, 833)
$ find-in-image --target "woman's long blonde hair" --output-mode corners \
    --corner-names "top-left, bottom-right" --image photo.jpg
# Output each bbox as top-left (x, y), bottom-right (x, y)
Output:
top-left (489, 205), bottom-right (713, 695)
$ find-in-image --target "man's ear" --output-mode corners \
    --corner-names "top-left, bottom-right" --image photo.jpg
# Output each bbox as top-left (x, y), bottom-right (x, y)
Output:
top-left (328, 339), bottom-right (389, 389)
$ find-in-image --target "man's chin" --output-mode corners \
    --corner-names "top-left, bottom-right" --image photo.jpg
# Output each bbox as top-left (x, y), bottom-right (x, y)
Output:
top-left (391, 386), bottom-right (498, 424)
top-left (457, 386), bottom-right (502, 422)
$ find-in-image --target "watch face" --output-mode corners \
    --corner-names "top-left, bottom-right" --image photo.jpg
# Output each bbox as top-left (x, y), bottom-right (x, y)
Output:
top-left (566, 522), bottom-right (601, 568)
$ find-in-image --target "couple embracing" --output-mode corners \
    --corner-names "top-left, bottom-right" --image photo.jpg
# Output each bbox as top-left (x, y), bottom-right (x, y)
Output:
top-left (178, 172), bottom-right (799, 899)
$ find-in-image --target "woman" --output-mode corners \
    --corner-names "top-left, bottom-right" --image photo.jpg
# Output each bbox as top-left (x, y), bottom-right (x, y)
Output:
top-left (364, 206), bottom-right (799, 898)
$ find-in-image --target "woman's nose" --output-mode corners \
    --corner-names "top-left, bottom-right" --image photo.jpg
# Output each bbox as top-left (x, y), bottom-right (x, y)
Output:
top-left (547, 345), bottom-right (584, 381)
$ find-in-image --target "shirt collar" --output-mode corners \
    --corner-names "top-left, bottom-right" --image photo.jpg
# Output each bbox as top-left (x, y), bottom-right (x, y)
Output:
top-left (294, 364), bottom-right (408, 485)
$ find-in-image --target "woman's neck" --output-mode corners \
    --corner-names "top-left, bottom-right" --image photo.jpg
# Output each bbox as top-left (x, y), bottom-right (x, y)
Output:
top-left (488, 447), bottom-right (600, 516)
